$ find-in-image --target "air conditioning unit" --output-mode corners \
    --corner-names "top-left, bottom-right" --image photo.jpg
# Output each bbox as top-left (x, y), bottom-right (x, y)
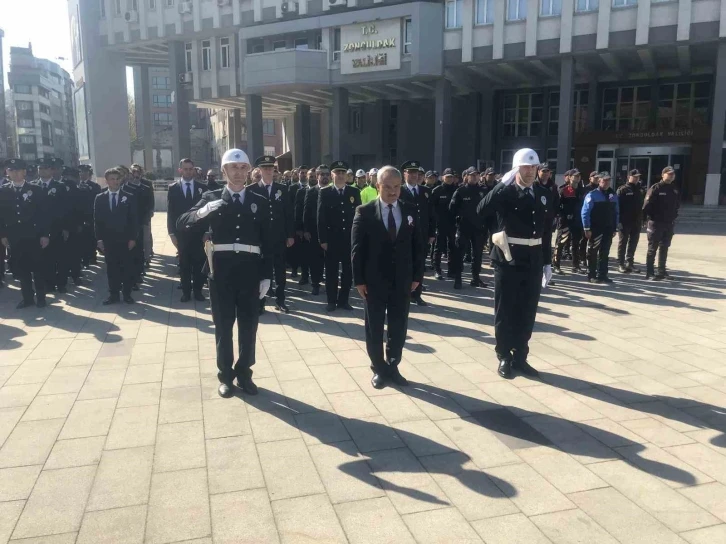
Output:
top-left (281, 1), bottom-right (298, 15)
top-left (179, 1), bottom-right (193, 14)
top-left (217, 0), bottom-right (231, 6)
top-left (124, 10), bottom-right (139, 23)
top-left (179, 72), bottom-right (193, 84)
top-left (328, 0), bottom-right (346, 5)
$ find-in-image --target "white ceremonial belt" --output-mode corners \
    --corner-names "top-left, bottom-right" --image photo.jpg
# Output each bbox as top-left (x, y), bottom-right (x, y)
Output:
top-left (213, 243), bottom-right (261, 254)
top-left (508, 237), bottom-right (542, 246)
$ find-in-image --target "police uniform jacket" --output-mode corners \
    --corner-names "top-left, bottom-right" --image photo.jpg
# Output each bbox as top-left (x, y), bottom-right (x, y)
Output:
top-left (29, 179), bottom-right (69, 233)
top-left (431, 183), bottom-right (458, 229)
top-left (71, 182), bottom-right (97, 228)
top-left (399, 184), bottom-right (435, 238)
top-left (303, 185), bottom-right (321, 240)
top-left (167, 180), bottom-right (207, 237)
top-left (176, 188), bottom-right (273, 282)
top-left (93, 189), bottom-right (140, 244)
top-left (643, 182), bottom-right (679, 224)
top-left (248, 181), bottom-right (294, 246)
top-left (124, 182), bottom-right (154, 226)
top-left (477, 181), bottom-right (555, 267)
top-left (294, 183), bottom-right (307, 232)
top-left (557, 184), bottom-right (581, 228)
top-left (449, 184), bottom-right (487, 231)
top-left (317, 184), bottom-right (361, 248)
top-left (581, 188), bottom-right (619, 232)
top-left (0, 183), bottom-right (51, 242)
top-left (616, 183), bottom-right (645, 226)
top-left (288, 182), bottom-right (301, 217)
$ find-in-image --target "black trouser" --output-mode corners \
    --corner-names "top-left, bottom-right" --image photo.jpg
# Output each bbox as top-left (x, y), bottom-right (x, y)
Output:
top-left (0, 245), bottom-right (5, 277)
top-left (578, 232), bottom-right (588, 266)
top-left (41, 233), bottom-right (64, 289)
top-left (65, 230), bottom-right (83, 282)
top-left (553, 222), bottom-right (582, 269)
top-left (79, 223), bottom-right (95, 266)
top-left (260, 250), bottom-right (286, 308)
top-left (130, 229), bottom-right (144, 284)
top-left (309, 237), bottom-right (324, 286)
top-left (434, 225), bottom-right (457, 273)
top-left (104, 241), bottom-right (133, 297)
top-left (587, 230), bottom-right (613, 280)
top-left (179, 235), bottom-right (206, 295)
top-left (324, 242), bottom-right (352, 305)
top-left (11, 238), bottom-right (45, 303)
top-left (493, 263), bottom-right (542, 363)
top-left (617, 222), bottom-right (641, 267)
top-left (456, 226), bottom-right (486, 281)
top-left (295, 237), bottom-right (310, 280)
top-left (210, 275), bottom-right (259, 385)
top-left (364, 288), bottom-right (411, 375)
top-left (646, 221), bottom-right (674, 276)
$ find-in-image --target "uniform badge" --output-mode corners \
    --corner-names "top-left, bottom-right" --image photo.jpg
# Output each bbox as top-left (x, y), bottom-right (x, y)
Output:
top-left (251, 203), bottom-right (257, 214)
top-left (27, 190), bottom-right (32, 197)
top-left (23, 193), bottom-right (30, 201)
top-left (349, 196), bottom-right (354, 203)
top-left (424, 193), bottom-right (429, 198)
top-left (479, 192), bottom-right (484, 198)
top-left (275, 190), bottom-right (282, 201)
top-left (407, 215), bottom-right (414, 226)
top-left (198, 188), bottom-right (203, 194)
top-left (540, 196), bottom-right (546, 205)
top-left (49, 188), bottom-right (56, 195)
top-left (121, 196), bottom-right (128, 204)
top-left (65, 186), bottom-right (70, 191)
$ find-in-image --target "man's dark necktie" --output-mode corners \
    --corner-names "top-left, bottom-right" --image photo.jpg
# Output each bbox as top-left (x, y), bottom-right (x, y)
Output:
top-left (339, 188), bottom-right (344, 197)
top-left (233, 193), bottom-right (240, 206)
top-left (525, 187), bottom-right (534, 199)
top-left (185, 183), bottom-right (192, 200)
top-left (387, 204), bottom-right (396, 241)
top-left (111, 193), bottom-right (117, 211)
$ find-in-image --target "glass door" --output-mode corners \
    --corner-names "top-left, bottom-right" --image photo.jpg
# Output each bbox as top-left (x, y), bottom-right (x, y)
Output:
top-left (629, 156), bottom-right (651, 189)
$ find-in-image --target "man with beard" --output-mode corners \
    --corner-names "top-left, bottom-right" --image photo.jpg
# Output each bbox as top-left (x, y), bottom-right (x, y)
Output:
top-left (431, 169), bottom-right (458, 281)
top-left (303, 166), bottom-right (329, 295)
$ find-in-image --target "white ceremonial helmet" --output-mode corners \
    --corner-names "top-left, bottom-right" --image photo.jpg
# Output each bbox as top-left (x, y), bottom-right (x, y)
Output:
top-left (355, 169), bottom-right (366, 177)
top-left (221, 148), bottom-right (251, 167)
top-left (368, 168), bottom-right (378, 175)
top-left (511, 148), bottom-right (541, 169)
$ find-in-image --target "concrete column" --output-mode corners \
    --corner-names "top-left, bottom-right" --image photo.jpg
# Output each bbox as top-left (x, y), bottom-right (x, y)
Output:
top-left (232, 108), bottom-right (243, 149)
top-left (246, 94), bottom-right (263, 161)
top-left (586, 79), bottom-right (598, 131)
top-left (310, 112), bottom-right (322, 166)
top-left (635, 0), bottom-right (651, 46)
top-left (596, 0), bottom-right (612, 50)
top-left (461, 0), bottom-right (475, 63)
top-left (434, 79), bottom-right (452, 173)
top-left (331, 87), bottom-right (349, 162)
top-left (169, 42), bottom-right (191, 166)
top-left (479, 89), bottom-right (494, 164)
top-left (492, 0), bottom-right (506, 60)
top-left (138, 66), bottom-right (154, 171)
top-left (525, 0), bottom-right (539, 57)
top-left (556, 57), bottom-right (575, 186)
top-left (294, 104), bottom-right (311, 167)
top-left (705, 42), bottom-right (726, 206)
top-left (559, 0), bottom-right (575, 54)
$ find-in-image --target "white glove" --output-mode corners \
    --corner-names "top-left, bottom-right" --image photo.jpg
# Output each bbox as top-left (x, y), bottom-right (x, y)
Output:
top-left (196, 199), bottom-right (224, 219)
top-left (259, 279), bottom-right (271, 300)
top-left (542, 265), bottom-right (553, 289)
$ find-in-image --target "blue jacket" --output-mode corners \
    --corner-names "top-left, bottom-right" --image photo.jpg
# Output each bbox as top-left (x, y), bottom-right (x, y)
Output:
top-left (581, 188), bottom-right (619, 231)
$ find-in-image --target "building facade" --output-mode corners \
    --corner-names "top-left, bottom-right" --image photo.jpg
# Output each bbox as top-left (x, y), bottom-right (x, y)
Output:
top-left (70, 0), bottom-right (726, 204)
top-left (6, 46), bottom-right (78, 166)
top-left (0, 29), bottom-right (7, 159)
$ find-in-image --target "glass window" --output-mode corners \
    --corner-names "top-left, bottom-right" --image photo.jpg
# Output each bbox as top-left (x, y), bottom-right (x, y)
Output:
top-left (114, 0), bottom-right (122, 15)
top-left (613, 0), bottom-right (637, 7)
top-left (404, 18), bottom-right (412, 54)
top-left (39, 104), bottom-right (51, 115)
top-left (19, 119), bottom-right (34, 128)
top-left (100, 0), bottom-right (106, 18)
top-left (264, 146), bottom-right (276, 156)
top-left (501, 92), bottom-right (543, 137)
top-left (185, 42), bottom-right (193, 72)
top-left (541, 0), bottom-right (562, 16)
top-left (574, 89), bottom-right (589, 133)
top-left (549, 91), bottom-right (560, 137)
top-left (19, 135), bottom-right (36, 144)
top-left (149, 0), bottom-right (156, 9)
top-left (333, 28), bottom-right (341, 61)
top-left (130, 0), bottom-right (138, 10)
top-left (15, 85), bottom-right (32, 94)
top-left (153, 94), bottom-right (172, 107)
top-left (657, 81), bottom-right (711, 129)
top-left (601, 85), bottom-right (650, 130)
top-left (294, 38), bottom-right (309, 50)
top-left (166, 0), bottom-right (174, 6)
top-left (154, 113), bottom-right (172, 125)
top-left (263, 119), bottom-right (275, 135)
top-left (476, 0), bottom-right (494, 24)
top-left (220, 37), bottom-right (230, 68)
top-left (507, 0), bottom-right (527, 20)
top-left (273, 40), bottom-right (286, 51)
top-left (202, 40), bottom-right (212, 71)
top-left (152, 76), bottom-right (171, 90)
top-left (575, 0), bottom-right (598, 11)
top-left (445, 0), bottom-right (463, 29)
top-left (16, 101), bottom-right (33, 111)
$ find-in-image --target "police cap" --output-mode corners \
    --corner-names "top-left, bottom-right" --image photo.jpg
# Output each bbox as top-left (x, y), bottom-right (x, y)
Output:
top-left (255, 155), bottom-right (276, 167)
top-left (662, 166), bottom-right (675, 175)
top-left (598, 171), bottom-right (611, 179)
top-left (330, 161), bottom-right (349, 172)
top-left (355, 169), bottom-right (366, 178)
top-left (418, 167), bottom-right (425, 174)
top-left (317, 164), bottom-right (331, 173)
top-left (400, 160), bottom-right (421, 171)
top-left (5, 158), bottom-right (27, 170)
top-left (298, 165), bottom-right (308, 171)
top-left (424, 170), bottom-right (435, 178)
top-left (36, 157), bottom-right (55, 168)
top-left (467, 166), bottom-right (479, 175)
top-left (52, 157), bottom-right (64, 168)
top-left (539, 163), bottom-right (551, 172)
top-left (78, 164), bottom-right (93, 172)
top-left (628, 169), bottom-right (641, 177)
top-left (63, 166), bottom-right (78, 177)
top-left (483, 167), bottom-right (496, 175)
top-left (442, 168), bottom-right (455, 177)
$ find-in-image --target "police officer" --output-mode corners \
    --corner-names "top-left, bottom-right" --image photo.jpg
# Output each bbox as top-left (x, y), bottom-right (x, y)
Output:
top-left (249, 155), bottom-right (295, 314)
top-left (78, 165), bottom-right (101, 266)
top-left (481, 167), bottom-right (497, 190)
top-left (450, 167), bottom-right (488, 289)
top-left (317, 161), bottom-right (361, 311)
top-left (0, 159), bottom-right (51, 307)
top-left (176, 149), bottom-right (272, 398)
top-left (576, 171), bottom-right (600, 266)
top-left (303, 166), bottom-right (328, 295)
top-left (477, 149), bottom-right (555, 379)
top-left (581, 172), bottom-right (619, 284)
top-left (287, 166), bottom-right (305, 279)
top-left (643, 166), bottom-right (680, 280)
top-left (431, 168), bottom-right (458, 280)
top-left (130, 164), bottom-right (156, 267)
top-left (536, 164), bottom-right (558, 199)
top-left (399, 160), bottom-right (435, 305)
top-left (360, 169), bottom-right (379, 204)
top-left (553, 169), bottom-right (585, 274)
top-left (291, 167), bottom-right (311, 283)
top-left (616, 169), bottom-right (646, 273)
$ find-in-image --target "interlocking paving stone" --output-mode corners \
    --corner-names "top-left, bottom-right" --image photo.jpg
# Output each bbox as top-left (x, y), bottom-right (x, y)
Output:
top-left (76, 505), bottom-right (147, 544)
top-left (0, 419), bottom-right (65, 469)
top-left (257, 438), bottom-right (325, 501)
top-left (211, 489), bottom-right (279, 544)
top-left (272, 494), bottom-right (348, 544)
top-left (471, 513), bottom-right (550, 544)
top-left (335, 497), bottom-right (416, 544)
top-left (206, 435), bottom-right (265, 495)
top-left (86, 446), bottom-right (154, 511)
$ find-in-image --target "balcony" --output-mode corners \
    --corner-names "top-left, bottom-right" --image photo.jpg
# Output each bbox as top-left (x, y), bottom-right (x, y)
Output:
top-left (243, 49), bottom-right (330, 92)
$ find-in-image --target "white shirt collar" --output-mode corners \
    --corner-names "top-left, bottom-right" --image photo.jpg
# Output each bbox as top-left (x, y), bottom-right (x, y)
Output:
top-left (405, 183), bottom-right (417, 192)
top-left (225, 186), bottom-right (245, 198)
top-left (380, 198), bottom-right (398, 209)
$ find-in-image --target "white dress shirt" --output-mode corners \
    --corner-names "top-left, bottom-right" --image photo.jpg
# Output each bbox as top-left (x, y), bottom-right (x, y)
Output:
top-left (181, 179), bottom-right (195, 198)
top-left (108, 191), bottom-right (120, 209)
top-left (379, 198), bottom-right (402, 234)
top-left (259, 180), bottom-right (273, 197)
top-left (405, 183), bottom-right (418, 197)
top-left (225, 186), bottom-right (245, 205)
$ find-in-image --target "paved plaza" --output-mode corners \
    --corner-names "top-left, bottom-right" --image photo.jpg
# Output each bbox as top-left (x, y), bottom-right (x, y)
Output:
top-left (1, 215), bottom-right (726, 544)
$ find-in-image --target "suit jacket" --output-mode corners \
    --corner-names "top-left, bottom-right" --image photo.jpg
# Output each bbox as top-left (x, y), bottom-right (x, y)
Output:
top-left (94, 189), bottom-right (139, 244)
top-left (351, 199), bottom-right (424, 298)
top-left (293, 183), bottom-right (307, 232)
top-left (167, 180), bottom-right (207, 237)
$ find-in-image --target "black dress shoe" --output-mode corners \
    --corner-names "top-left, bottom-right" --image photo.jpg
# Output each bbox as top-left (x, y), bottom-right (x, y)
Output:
top-left (470, 278), bottom-right (488, 288)
top-left (16, 300), bottom-right (34, 309)
top-left (413, 297), bottom-right (428, 307)
top-left (453, 280), bottom-right (462, 289)
top-left (259, 305), bottom-right (266, 316)
top-left (218, 383), bottom-right (233, 398)
top-left (36, 298), bottom-right (46, 308)
top-left (275, 301), bottom-right (290, 313)
top-left (326, 302), bottom-right (337, 312)
top-left (371, 373), bottom-right (386, 389)
top-left (435, 271), bottom-right (444, 280)
top-left (103, 296), bottom-right (120, 305)
top-left (311, 284), bottom-right (320, 295)
top-left (299, 277), bottom-right (309, 286)
top-left (447, 270), bottom-right (456, 278)
top-left (390, 368), bottom-right (409, 386)
top-left (73, 277), bottom-right (84, 286)
top-left (57, 286), bottom-right (67, 294)
top-left (599, 277), bottom-right (614, 284)
top-left (498, 358), bottom-right (513, 379)
top-left (238, 376), bottom-right (258, 395)
top-left (123, 295), bottom-right (135, 304)
top-left (337, 302), bottom-right (353, 310)
top-left (514, 360), bottom-right (540, 377)
top-left (194, 291), bottom-right (206, 302)
top-left (180, 293), bottom-right (191, 302)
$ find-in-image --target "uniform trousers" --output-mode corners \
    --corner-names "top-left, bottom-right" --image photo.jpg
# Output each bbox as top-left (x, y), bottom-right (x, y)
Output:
top-left (553, 222), bottom-right (582, 269)
top-left (104, 242), bottom-right (133, 296)
top-left (130, 229), bottom-right (144, 284)
top-left (11, 239), bottom-right (45, 302)
top-left (142, 223), bottom-right (153, 261)
top-left (577, 233), bottom-right (589, 266)
top-left (434, 225), bottom-right (457, 273)
top-left (364, 288), bottom-right (411, 375)
top-left (587, 230), bottom-right (614, 279)
top-left (493, 263), bottom-right (542, 364)
top-left (41, 235), bottom-right (67, 289)
top-left (209, 275), bottom-right (259, 385)
top-left (456, 227), bottom-right (486, 280)
top-left (79, 223), bottom-right (96, 266)
top-left (65, 231), bottom-right (82, 281)
top-left (294, 237), bottom-right (310, 280)
top-left (260, 250), bottom-right (286, 307)
top-left (617, 222), bottom-right (641, 267)
top-left (646, 221), bottom-right (674, 275)
top-left (324, 242), bottom-right (352, 305)
top-left (309, 238), bottom-right (325, 286)
top-left (178, 235), bottom-right (206, 294)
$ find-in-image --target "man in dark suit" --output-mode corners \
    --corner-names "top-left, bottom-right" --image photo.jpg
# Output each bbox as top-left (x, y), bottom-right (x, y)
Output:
top-left (94, 168), bottom-right (139, 305)
top-left (78, 164), bottom-right (102, 267)
top-left (318, 161), bottom-right (361, 312)
top-left (131, 164), bottom-right (156, 267)
top-left (352, 166), bottom-right (424, 389)
top-left (167, 158), bottom-right (207, 302)
top-left (303, 166), bottom-right (329, 296)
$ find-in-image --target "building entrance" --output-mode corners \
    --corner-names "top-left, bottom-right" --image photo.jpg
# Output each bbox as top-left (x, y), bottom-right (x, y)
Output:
top-left (597, 146), bottom-right (690, 197)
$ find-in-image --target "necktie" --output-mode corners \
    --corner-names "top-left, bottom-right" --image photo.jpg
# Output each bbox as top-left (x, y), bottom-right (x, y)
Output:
top-left (185, 183), bottom-right (191, 200)
top-left (111, 193), bottom-right (117, 211)
top-left (43, 183), bottom-right (48, 190)
top-left (339, 188), bottom-right (344, 197)
top-left (525, 188), bottom-right (533, 199)
top-left (233, 193), bottom-right (240, 206)
top-left (387, 204), bottom-right (396, 241)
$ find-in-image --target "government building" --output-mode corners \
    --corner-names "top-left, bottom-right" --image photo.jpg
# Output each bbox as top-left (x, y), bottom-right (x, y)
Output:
top-left (69, 0), bottom-right (726, 205)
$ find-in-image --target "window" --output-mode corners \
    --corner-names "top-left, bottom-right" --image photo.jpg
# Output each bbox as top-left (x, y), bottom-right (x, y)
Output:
top-left (545, 149), bottom-right (558, 172)
top-left (100, 0), bottom-right (106, 18)
top-left (14, 84), bottom-right (31, 94)
top-left (262, 119), bottom-right (275, 135)
top-left (152, 76), bottom-right (171, 90)
top-left (476, 0), bottom-right (494, 24)
top-left (500, 150), bottom-right (515, 172)
top-left (295, 38), bottom-right (308, 50)
top-left (149, 0), bottom-right (156, 9)
top-left (114, 0), bottom-right (122, 15)
top-left (220, 37), bottom-right (230, 68)
top-left (445, 0), bottom-right (462, 29)
top-left (16, 101), bottom-right (33, 111)
top-left (333, 28), bottom-right (341, 61)
top-left (38, 87), bottom-right (50, 99)
top-left (541, 0), bottom-right (561, 16)
top-left (548, 92), bottom-right (559, 137)
top-left (576, 0), bottom-right (598, 11)
top-left (55, 127), bottom-right (64, 136)
top-left (19, 135), bottom-right (36, 144)
top-left (350, 108), bottom-right (362, 133)
top-left (19, 119), bottom-right (34, 128)
top-left (602, 85), bottom-right (651, 130)
top-left (166, 0), bottom-right (174, 6)
top-left (264, 146), bottom-right (276, 156)
top-left (507, 0), bottom-right (527, 20)
top-left (22, 153), bottom-right (37, 161)
top-left (573, 89), bottom-right (589, 133)
top-left (39, 104), bottom-right (51, 115)
top-left (404, 18), bottom-right (412, 54)
top-left (613, 0), bottom-right (636, 7)
top-left (501, 93), bottom-right (543, 137)
top-left (273, 40), bottom-right (286, 51)
top-left (185, 42), bottom-right (193, 72)
top-left (202, 40), bottom-right (212, 71)
top-left (154, 113), bottom-right (172, 125)
top-left (657, 82), bottom-right (710, 129)
top-left (252, 43), bottom-right (265, 54)
top-left (130, 0), bottom-right (138, 10)
top-left (153, 94), bottom-right (172, 107)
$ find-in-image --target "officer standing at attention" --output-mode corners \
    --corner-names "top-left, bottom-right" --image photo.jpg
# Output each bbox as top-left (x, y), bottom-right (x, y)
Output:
top-left (94, 168), bottom-right (139, 305)
top-left (206, 169), bottom-right (222, 191)
top-left (168, 158), bottom-right (207, 302)
top-left (360, 169), bottom-right (379, 204)
top-left (130, 164), bottom-right (156, 267)
top-left (290, 167), bottom-right (310, 283)
top-left (0, 159), bottom-right (51, 308)
top-left (318, 161), bottom-right (361, 311)
top-left (176, 149), bottom-right (272, 398)
top-left (477, 149), bottom-right (555, 379)
top-left (643, 166), bottom-right (680, 280)
top-left (398, 160), bottom-right (435, 306)
top-left (616, 169), bottom-right (646, 273)
top-left (450, 167), bottom-right (489, 289)
top-left (581, 172), bottom-right (619, 284)
top-left (431, 168), bottom-right (458, 280)
top-left (553, 169), bottom-right (585, 274)
top-left (249, 155), bottom-right (295, 314)
top-left (354, 170), bottom-right (367, 191)
top-left (78, 165), bottom-right (101, 266)
top-left (304, 166), bottom-right (328, 296)
top-left (123, 166), bottom-right (154, 290)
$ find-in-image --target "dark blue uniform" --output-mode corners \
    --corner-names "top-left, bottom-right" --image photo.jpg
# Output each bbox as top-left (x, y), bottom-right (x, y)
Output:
top-left (581, 187), bottom-right (620, 281)
top-left (450, 183), bottom-right (489, 286)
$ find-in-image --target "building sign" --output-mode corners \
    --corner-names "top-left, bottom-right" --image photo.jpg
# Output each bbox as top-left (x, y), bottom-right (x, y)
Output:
top-left (614, 129), bottom-right (694, 140)
top-left (340, 19), bottom-right (401, 75)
